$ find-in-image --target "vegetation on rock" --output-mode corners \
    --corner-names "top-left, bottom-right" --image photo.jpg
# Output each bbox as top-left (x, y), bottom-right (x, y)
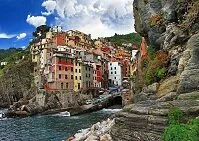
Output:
top-left (150, 12), bottom-right (166, 27)
top-left (104, 33), bottom-right (142, 49)
top-left (163, 107), bottom-right (199, 141)
top-left (32, 25), bottom-right (50, 39)
top-left (0, 48), bottom-right (23, 61)
top-left (143, 47), bottom-right (169, 85)
top-left (0, 48), bottom-right (35, 107)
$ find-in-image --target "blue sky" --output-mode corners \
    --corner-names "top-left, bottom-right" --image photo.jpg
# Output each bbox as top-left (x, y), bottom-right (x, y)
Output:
top-left (0, 0), bottom-right (134, 49)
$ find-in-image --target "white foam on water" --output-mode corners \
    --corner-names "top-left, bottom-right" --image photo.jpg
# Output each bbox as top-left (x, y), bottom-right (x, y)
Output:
top-left (0, 117), bottom-right (7, 121)
top-left (52, 111), bottom-right (71, 117)
top-left (102, 108), bottom-right (122, 113)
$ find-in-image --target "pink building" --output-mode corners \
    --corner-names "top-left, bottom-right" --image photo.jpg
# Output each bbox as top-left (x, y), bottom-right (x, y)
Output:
top-left (45, 51), bottom-right (74, 91)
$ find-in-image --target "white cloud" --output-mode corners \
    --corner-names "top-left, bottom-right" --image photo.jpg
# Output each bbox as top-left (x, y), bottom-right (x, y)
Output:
top-left (26, 15), bottom-right (47, 27)
top-left (20, 46), bottom-right (26, 50)
top-left (16, 33), bottom-right (27, 40)
top-left (41, 0), bottom-right (56, 16)
top-left (76, 18), bottom-right (133, 39)
top-left (0, 33), bottom-right (16, 39)
top-left (41, 0), bottom-right (135, 38)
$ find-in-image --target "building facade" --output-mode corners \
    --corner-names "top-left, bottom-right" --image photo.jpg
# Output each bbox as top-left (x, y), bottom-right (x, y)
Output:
top-left (108, 62), bottom-right (122, 86)
top-left (45, 51), bottom-right (74, 90)
top-left (73, 59), bottom-right (82, 92)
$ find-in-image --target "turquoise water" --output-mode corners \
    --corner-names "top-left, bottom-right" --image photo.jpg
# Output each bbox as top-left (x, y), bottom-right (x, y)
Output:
top-left (0, 108), bottom-right (119, 141)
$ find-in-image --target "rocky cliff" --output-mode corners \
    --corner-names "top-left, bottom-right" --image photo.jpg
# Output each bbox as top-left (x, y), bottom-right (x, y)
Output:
top-left (111, 0), bottom-right (199, 140)
top-left (0, 54), bottom-right (80, 117)
top-left (0, 56), bottom-right (35, 108)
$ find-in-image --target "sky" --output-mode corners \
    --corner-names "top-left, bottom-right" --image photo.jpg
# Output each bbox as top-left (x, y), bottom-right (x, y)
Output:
top-left (0, 0), bottom-right (135, 49)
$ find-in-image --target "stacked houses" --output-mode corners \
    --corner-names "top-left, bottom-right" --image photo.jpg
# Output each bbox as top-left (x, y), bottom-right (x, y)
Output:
top-left (30, 26), bottom-right (147, 94)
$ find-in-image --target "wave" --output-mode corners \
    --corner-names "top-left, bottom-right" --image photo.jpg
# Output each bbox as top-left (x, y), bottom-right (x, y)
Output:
top-left (101, 108), bottom-right (122, 113)
top-left (0, 117), bottom-right (7, 121)
top-left (52, 111), bottom-right (71, 117)
top-left (0, 109), bottom-right (8, 113)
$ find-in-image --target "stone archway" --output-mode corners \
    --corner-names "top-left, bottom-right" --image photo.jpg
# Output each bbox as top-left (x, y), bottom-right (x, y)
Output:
top-left (112, 96), bottom-right (123, 105)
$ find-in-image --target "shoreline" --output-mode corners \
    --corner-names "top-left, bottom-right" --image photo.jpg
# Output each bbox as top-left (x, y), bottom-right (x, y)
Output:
top-left (67, 118), bottom-right (115, 141)
top-left (5, 94), bottom-right (122, 118)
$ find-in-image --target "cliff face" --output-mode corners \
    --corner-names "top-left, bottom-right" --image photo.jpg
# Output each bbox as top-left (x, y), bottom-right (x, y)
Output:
top-left (0, 56), bottom-right (35, 108)
top-left (111, 0), bottom-right (199, 140)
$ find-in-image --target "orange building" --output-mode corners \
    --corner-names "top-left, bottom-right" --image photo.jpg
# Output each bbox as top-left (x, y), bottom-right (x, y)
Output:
top-left (140, 37), bottom-right (147, 59)
top-left (115, 50), bottom-right (125, 57)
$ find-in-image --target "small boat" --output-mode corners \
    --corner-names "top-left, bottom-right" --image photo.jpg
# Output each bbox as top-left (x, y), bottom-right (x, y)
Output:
top-left (0, 113), bottom-right (6, 118)
top-left (53, 111), bottom-right (71, 117)
top-left (59, 111), bottom-right (71, 117)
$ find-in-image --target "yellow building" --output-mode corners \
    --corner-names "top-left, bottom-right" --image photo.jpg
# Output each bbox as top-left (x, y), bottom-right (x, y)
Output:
top-left (115, 50), bottom-right (125, 57)
top-left (73, 59), bottom-right (82, 92)
top-left (94, 40), bottom-right (104, 49)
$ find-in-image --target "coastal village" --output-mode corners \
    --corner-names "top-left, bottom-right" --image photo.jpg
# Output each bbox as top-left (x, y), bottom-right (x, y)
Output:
top-left (1, 0), bottom-right (199, 141)
top-left (30, 26), bottom-right (147, 106)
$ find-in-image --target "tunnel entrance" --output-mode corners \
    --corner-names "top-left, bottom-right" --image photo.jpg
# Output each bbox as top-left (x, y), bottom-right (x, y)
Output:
top-left (112, 96), bottom-right (123, 106)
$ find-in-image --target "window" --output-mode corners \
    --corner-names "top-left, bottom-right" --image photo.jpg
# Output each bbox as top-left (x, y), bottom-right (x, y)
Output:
top-left (80, 76), bottom-right (81, 80)
top-left (110, 63), bottom-right (112, 66)
top-left (89, 74), bottom-right (90, 78)
top-left (115, 67), bottom-right (116, 70)
top-left (59, 74), bottom-right (61, 79)
top-left (75, 69), bottom-right (77, 73)
top-left (71, 67), bottom-right (73, 71)
top-left (71, 75), bottom-right (73, 79)
top-left (86, 81), bottom-right (88, 87)
top-left (79, 69), bottom-right (81, 73)
top-left (111, 72), bottom-right (113, 74)
top-left (65, 75), bottom-right (68, 79)
top-left (59, 66), bottom-right (61, 70)
top-left (115, 77), bottom-right (116, 79)
top-left (86, 73), bottom-right (87, 77)
top-left (61, 83), bottom-right (63, 89)
top-left (115, 71), bottom-right (117, 74)
top-left (76, 62), bottom-right (77, 66)
top-left (89, 67), bottom-right (90, 71)
top-left (75, 76), bottom-right (77, 80)
top-left (111, 67), bottom-right (112, 70)
top-left (79, 63), bottom-right (81, 66)
top-left (78, 83), bottom-right (81, 89)
top-left (86, 67), bottom-right (87, 71)
top-left (66, 83), bottom-right (68, 88)
top-left (65, 67), bottom-right (67, 71)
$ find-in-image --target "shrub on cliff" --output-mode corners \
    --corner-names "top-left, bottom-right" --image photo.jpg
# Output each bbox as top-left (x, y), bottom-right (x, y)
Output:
top-left (163, 107), bottom-right (199, 141)
top-left (143, 49), bottom-right (169, 85)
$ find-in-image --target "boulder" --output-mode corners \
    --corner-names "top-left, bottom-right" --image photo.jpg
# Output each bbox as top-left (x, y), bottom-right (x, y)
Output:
top-left (85, 135), bottom-right (99, 141)
top-left (177, 33), bottom-right (199, 93)
top-left (157, 76), bottom-right (179, 98)
top-left (178, 91), bottom-right (199, 100)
